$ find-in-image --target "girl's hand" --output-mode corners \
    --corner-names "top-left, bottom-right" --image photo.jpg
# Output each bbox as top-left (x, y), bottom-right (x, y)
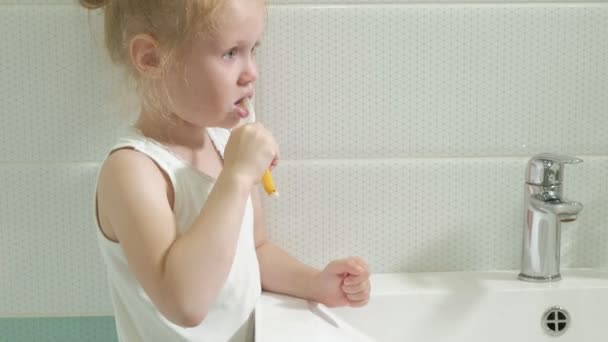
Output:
top-left (311, 257), bottom-right (371, 308)
top-left (223, 123), bottom-right (279, 188)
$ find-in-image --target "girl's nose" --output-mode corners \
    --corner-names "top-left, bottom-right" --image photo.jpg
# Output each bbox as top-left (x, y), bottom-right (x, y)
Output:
top-left (238, 58), bottom-right (258, 85)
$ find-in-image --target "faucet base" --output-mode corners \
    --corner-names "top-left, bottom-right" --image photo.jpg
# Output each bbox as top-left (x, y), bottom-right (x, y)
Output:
top-left (518, 273), bottom-right (562, 283)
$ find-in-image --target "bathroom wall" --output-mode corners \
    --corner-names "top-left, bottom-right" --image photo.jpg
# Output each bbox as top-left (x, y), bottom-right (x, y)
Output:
top-left (2, 0), bottom-right (607, 340)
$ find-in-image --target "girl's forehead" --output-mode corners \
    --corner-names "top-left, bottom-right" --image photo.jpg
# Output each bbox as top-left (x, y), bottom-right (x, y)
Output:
top-left (210, 1), bottom-right (265, 42)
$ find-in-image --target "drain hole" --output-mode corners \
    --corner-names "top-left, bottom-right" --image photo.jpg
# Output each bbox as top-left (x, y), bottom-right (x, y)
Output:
top-left (541, 306), bottom-right (570, 337)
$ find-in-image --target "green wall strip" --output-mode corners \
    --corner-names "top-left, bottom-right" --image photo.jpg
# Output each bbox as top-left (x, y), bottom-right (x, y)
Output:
top-left (0, 317), bottom-right (117, 342)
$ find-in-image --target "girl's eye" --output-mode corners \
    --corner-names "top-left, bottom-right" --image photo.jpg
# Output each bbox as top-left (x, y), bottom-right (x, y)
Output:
top-left (252, 43), bottom-right (262, 56)
top-left (222, 48), bottom-right (237, 59)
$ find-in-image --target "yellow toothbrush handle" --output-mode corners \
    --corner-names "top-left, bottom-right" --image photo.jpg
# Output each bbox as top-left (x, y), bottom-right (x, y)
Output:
top-left (242, 98), bottom-right (278, 197)
top-left (261, 170), bottom-right (277, 196)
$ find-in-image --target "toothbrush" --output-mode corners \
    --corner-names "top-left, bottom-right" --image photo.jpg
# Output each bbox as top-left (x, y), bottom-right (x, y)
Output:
top-left (242, 98), bottom-right (278, 197)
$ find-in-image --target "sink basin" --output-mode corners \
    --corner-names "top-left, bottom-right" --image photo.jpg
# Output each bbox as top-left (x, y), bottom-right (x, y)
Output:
top-left (255, 268), bottom-right (608, 342)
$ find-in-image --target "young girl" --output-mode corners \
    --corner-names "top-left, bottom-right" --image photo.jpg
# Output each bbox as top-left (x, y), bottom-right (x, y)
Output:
top-left (81, 0), bottom-right (371, 341)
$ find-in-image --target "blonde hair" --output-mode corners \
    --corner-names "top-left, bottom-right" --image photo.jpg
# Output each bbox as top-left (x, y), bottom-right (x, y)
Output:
top-left (79, 0), bottom-right (247, 116)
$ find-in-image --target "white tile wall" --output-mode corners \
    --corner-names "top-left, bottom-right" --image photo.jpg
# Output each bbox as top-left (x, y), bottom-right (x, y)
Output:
top-left (1, 1), bottom-right (607, 316)
top-left (256, 4), bottom-right (608, 159)
top-left (262, 156), bottom-right (608, 273)
top-left (0, 5), bottom-right (134, 163)
top-left (0, 164), bottom-right (111, 316)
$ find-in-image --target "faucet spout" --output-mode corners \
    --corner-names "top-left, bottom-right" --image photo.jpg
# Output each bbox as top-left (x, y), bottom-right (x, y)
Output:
top-left (530, 197), bottom-right (583, 221)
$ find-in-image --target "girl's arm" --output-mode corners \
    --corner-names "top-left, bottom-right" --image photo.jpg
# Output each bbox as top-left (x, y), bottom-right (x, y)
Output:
top-left (97, 149), bottom-right (251, 327)
top-left (252, 184), bottom-right (319, 299)
top-left (252, 188), bottom-right (371, 307)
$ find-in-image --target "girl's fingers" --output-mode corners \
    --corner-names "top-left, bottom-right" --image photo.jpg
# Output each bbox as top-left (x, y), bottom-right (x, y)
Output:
top-left (352, 256), bottom-right (369, 271)
top-left (346, 291), bottom-right (369, 302)
top-left (343, 273), bottom-right (369, 287)
top-left (348, 298), bottom-right (370, 307)
top-left (342, 280), bottom-right (370, 294)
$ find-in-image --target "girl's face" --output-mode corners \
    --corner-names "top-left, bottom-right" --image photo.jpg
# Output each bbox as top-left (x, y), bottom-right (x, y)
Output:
top-left (163, 0), bottom-right (265, 129)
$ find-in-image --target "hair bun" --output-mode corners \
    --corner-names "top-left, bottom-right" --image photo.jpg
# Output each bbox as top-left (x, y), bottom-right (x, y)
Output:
top-left (79, 0), bottom-right (107, 9)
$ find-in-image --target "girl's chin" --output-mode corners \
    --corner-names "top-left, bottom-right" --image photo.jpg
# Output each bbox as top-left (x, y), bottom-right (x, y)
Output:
top-left (220, 114), bottom-right (244, 129)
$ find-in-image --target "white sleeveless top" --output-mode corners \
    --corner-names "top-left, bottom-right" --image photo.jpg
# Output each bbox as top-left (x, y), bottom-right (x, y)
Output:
top-left (95, 127), bottom-right (261, 342)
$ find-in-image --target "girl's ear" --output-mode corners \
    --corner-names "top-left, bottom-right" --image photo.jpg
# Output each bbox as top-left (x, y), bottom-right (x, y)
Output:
top-left (129, 33), bottom-right (162, 78)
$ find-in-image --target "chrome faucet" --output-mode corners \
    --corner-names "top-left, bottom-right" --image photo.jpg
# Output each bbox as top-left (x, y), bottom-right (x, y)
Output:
top-left (518, 153), bottom-right (583, 282)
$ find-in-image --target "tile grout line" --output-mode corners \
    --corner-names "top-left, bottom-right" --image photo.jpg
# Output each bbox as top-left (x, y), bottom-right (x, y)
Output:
top-left (1, 155), bottom-right (608, 167)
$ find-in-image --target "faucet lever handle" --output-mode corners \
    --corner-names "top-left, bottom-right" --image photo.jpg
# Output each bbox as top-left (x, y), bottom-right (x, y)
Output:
top-left (526, 153), bottom-right (583, 186)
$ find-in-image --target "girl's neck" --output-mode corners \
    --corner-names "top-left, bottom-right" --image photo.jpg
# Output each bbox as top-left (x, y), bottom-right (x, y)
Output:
top-left (134, 110), bottom-right (208, 149)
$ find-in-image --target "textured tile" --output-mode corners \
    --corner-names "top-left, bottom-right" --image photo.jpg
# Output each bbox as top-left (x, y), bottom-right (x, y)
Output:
top-left (262, 156), bottom-right (608, 272)
top-left (4, 4), bottom-right (608, 162)
top-left (256, 4), bottom-right (608, 159)
top-left (0, 164), bottom-right (112, 316)
top-left (0, 6), bottom-right (134, 163)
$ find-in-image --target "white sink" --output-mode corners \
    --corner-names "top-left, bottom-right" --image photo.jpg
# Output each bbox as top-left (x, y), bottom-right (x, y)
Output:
top-left (255, 268), bottom-right (608, 342)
